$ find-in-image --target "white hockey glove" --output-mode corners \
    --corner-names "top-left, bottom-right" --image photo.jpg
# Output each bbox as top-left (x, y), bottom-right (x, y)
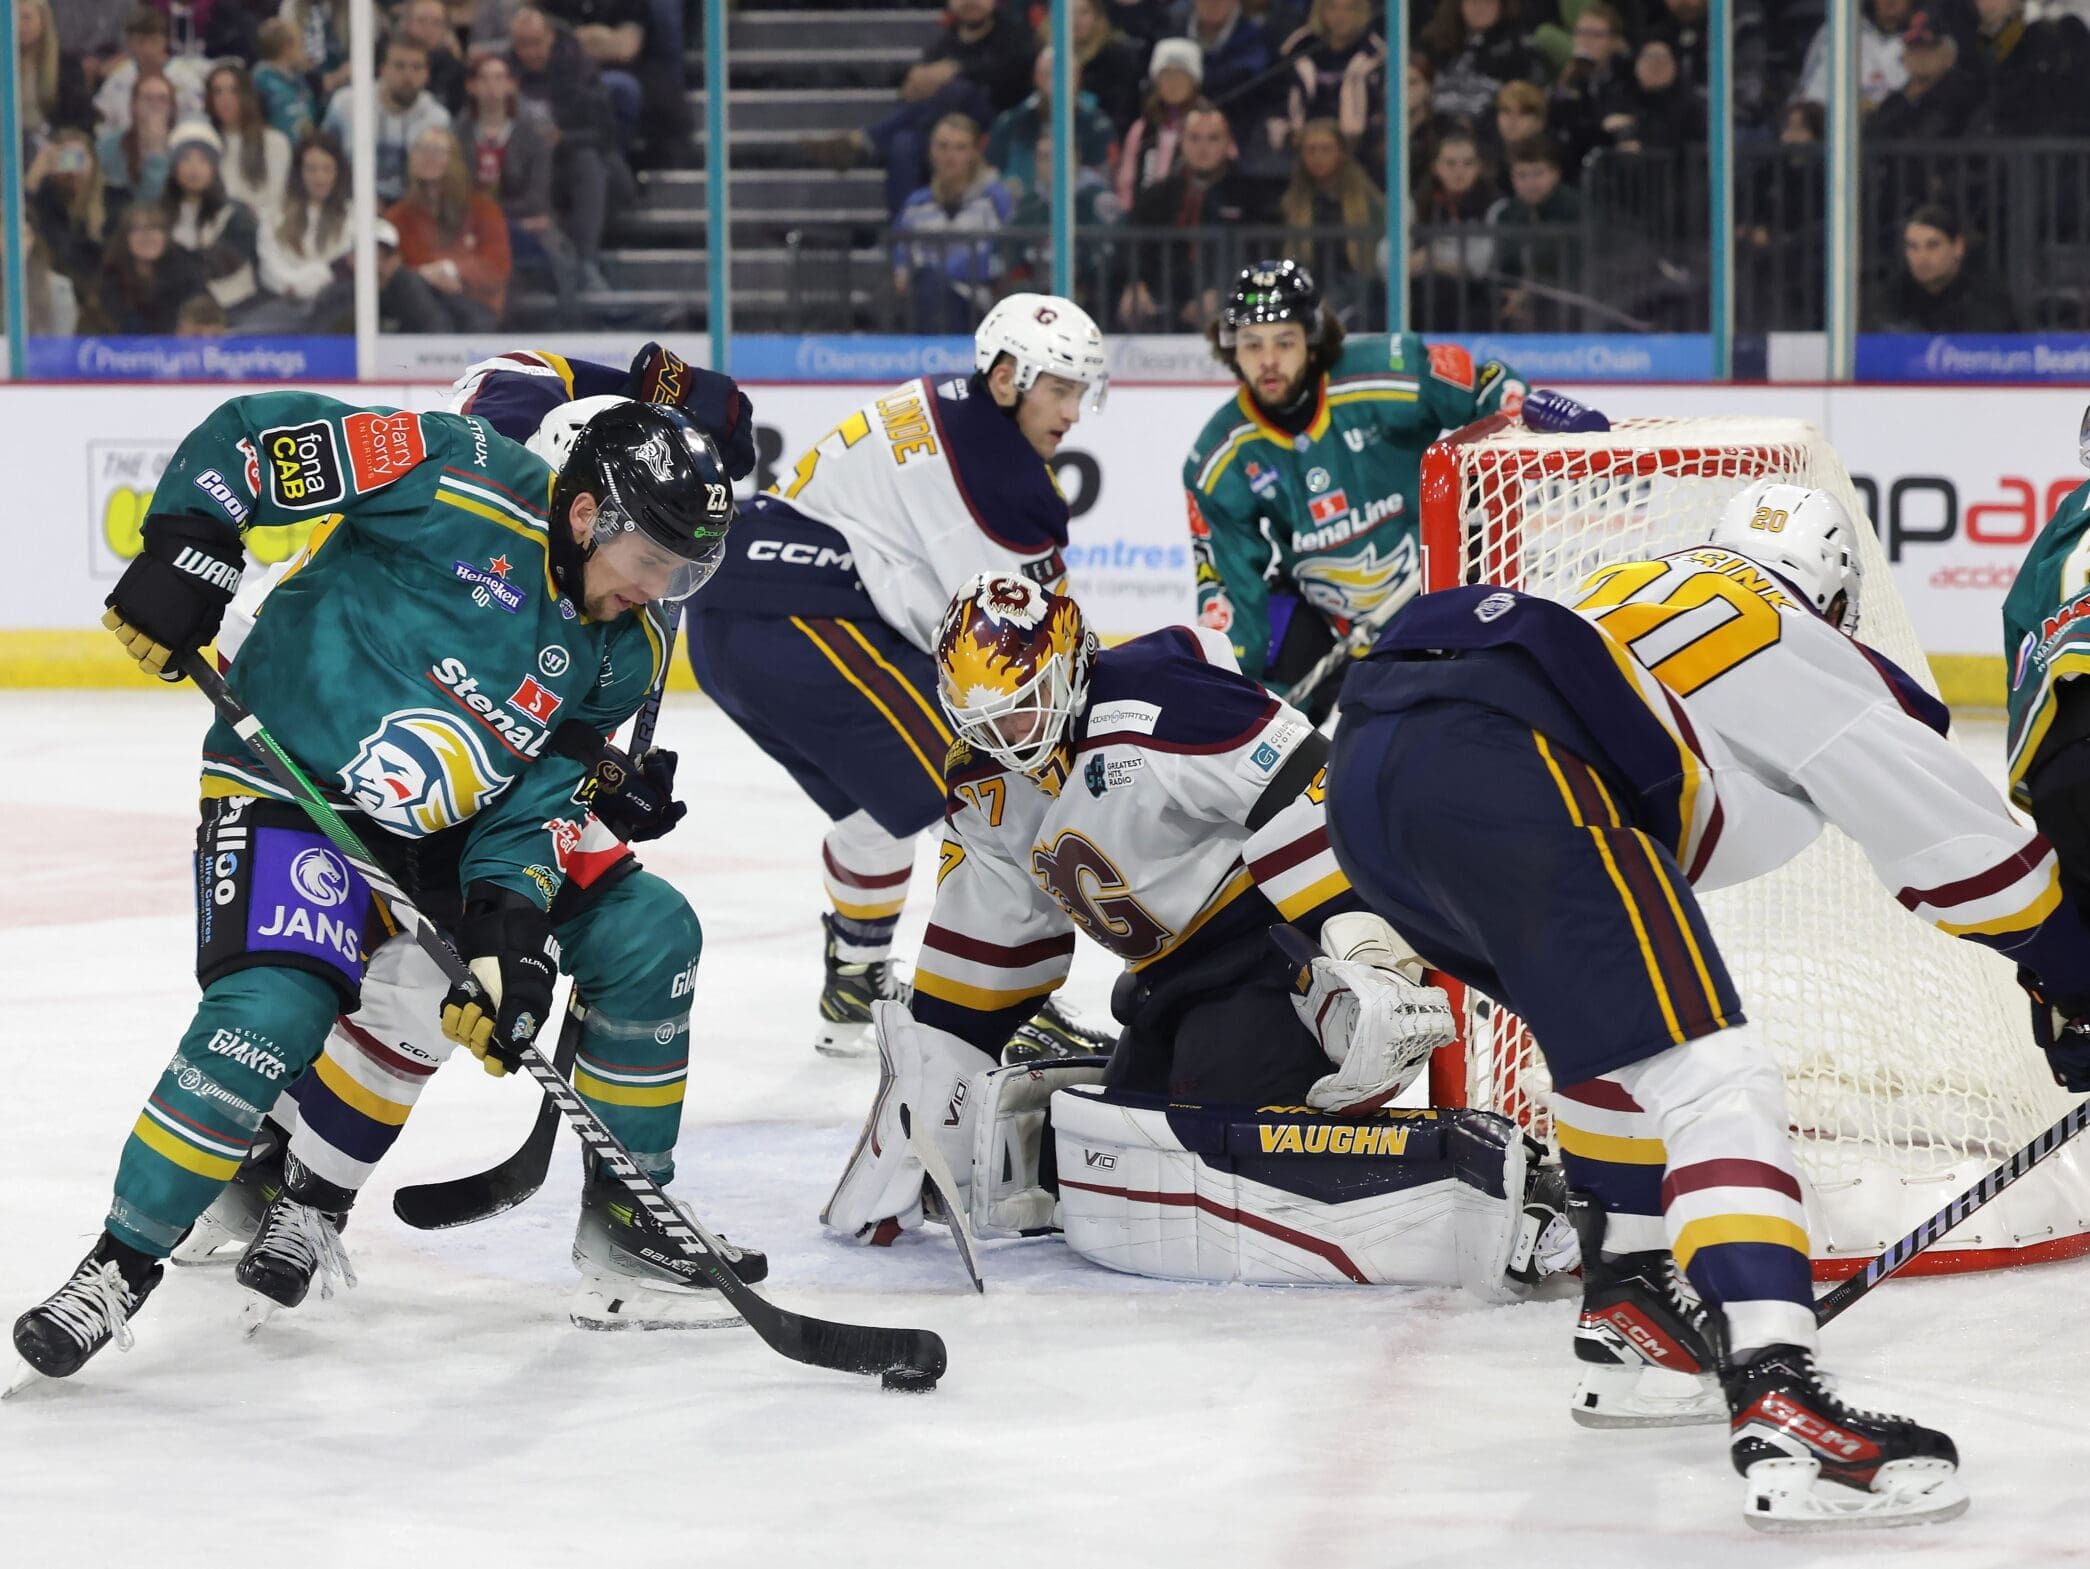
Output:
top-left (1281, 914), bottom-right (1456, 1114)
top-left (820, 1001), bottom-right (988, 1244)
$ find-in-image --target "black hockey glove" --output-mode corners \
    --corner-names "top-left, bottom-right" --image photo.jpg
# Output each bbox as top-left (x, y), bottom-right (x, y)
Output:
top-left (2021, 968), bottom-right (2090, 1092)
top-left (102, 512), bottom-right (245, 680)
top-left (441, 883), bottom-right (561, 1076)
top-left (628, 340), bottom-right (757, 481)
top-left (552, 720), bottom-right (688, 842)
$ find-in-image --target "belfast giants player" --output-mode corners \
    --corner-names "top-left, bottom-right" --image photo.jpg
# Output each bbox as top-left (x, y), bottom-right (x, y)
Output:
top-left (686, 295), bottom-right (1115, 1059)
top-left (1323, 483), bottom-right (2090, 1529)
top-left (822, 575), bottom-right (1575, 1295)
top-left (12, 393), bottom-right (743, 1384)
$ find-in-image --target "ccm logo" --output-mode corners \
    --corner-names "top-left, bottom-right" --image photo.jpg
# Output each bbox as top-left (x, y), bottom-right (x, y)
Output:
top-left (746, 539), bottom-right (853, 569)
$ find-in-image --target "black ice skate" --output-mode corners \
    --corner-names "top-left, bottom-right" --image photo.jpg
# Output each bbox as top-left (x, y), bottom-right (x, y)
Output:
top-left (9, 1234), bottom-right (163, 1388)
top-left (1726, 1343), bottom-right (1968, 1532)
top-left (1567, 1190), bottom-right (1724, 1428)
top-left (571, 1158), bottom-right (769, 1331)
top-left (813, 913), bottom-right (910, 1057)
top-left (171, 1116), bottom-right (288, 1266)
top-left (233, 1155), bottom-right (356, 1334)
top-left (1002, 994), bottom-right (1117, 1065)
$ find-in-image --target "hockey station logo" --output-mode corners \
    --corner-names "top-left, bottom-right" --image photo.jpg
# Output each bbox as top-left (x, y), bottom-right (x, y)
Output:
top-left (341, 708), bottom-right (507, 835)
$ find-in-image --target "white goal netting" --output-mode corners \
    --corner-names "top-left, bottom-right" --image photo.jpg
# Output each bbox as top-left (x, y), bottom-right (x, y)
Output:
top-left (1418, 414), bottom-right (2090, 1273)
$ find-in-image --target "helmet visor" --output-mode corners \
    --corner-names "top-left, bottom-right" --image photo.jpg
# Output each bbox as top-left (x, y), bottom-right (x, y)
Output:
top-left (590, 505), bottom-right (726, 604)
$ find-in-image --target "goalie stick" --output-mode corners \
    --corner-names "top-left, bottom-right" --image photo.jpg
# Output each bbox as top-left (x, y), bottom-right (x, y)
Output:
top-left (1281, 573), bottom-right (1421, 716)
top-left (1814, 1095), bottom-right (2090, 1327)
top-left (393, 612), bottom-right (678, 1230)
top-left (188, 654), bottom-right (948, 1386)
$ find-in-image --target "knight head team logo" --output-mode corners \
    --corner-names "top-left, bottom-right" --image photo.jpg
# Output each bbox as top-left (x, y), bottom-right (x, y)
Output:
top-left (342, 710), bottom-right (506, 836)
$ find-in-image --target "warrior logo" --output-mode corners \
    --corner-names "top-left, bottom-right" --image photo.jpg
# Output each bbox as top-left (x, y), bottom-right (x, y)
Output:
top-left (342, 710), bottom-right (506, 835)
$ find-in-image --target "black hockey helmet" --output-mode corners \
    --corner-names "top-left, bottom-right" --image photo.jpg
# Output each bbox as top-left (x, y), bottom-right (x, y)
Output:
top-left (1216, 259), bottom-right (1325, 348)
top-left (556, 401), bottom-right (734, 601)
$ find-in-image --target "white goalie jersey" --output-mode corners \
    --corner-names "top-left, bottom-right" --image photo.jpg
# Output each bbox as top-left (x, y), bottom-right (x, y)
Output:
top-left (1573, 547), bottom-right (2089, 982)
top-left (910, 626), bottom-right (1356, 1052)
top-left (764, 375), bottom-right (1074, 651)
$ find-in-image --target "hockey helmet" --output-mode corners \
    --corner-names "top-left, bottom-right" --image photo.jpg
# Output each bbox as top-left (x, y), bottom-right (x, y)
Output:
top-left (555, 400), bottom-right (735, 603)
top-left (975, 294), bottom-right (1109, 410)
top-left (1708, 479), bottom-right (1864, 635)
top-left (936, 573), bottom-right (1097, 775)
top-left (525, 393), bottom-right (630, 472)
top-left (1216, 259), bottom-right (1324, 348)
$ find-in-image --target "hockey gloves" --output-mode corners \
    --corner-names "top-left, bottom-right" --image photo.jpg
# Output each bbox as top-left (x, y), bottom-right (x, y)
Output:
top-left (1276, 916), bottom-right (1457, 1114)
top-left (2023, 968), bottom-right (2090, 1092)
top-left (441, 883), bottom-right (561, 1076)
top-left (627, 341), bottom-right (757, 482)
top-left (102, 512), bottom-right (245, 680)
top-left (551, 720), bottom-right (687, 843)
top-left (1521, 388), bottom-right (1611, 435)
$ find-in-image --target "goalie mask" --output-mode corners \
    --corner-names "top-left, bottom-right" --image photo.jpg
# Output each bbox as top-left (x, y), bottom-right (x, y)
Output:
top-left (1709, 479), bottom-right (1864, 635)
top-left (936, 573), bottom-right (1096, 776)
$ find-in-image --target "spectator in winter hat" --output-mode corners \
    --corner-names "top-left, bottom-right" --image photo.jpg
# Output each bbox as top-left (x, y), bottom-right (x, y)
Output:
top-left (162, 119), bottom-right (261, 317)
top-left (1117, 36), bottom-right (1204, 209)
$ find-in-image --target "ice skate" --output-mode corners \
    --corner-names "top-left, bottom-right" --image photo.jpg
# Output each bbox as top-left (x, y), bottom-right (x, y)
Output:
top-left (1726, 1343), bottom-right (1967, 1532)
top-left (171, 1118), bottom-right (287, 1266)
top-left (813, 912), bottom-right (910, 1057)
top-left (1566, 1191), bottom-right (1724, 1428)
top-left (1001, 994), bottom-right (1116, 1064)
top-left (233, 1156), bottom-right (356, 1336)
top-left (9, 1235), bottom-right (163, 1388)
top-left (570, 1160), bottom-right (768, 1330)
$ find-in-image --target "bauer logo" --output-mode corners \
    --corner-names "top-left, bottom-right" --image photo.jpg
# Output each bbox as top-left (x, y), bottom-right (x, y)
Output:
top-left (288, 847), bottom-right (351, 907)
top-left (341, 709), bottom-right (507, 836)
top-left (260, 420), bottom-right (346, 509)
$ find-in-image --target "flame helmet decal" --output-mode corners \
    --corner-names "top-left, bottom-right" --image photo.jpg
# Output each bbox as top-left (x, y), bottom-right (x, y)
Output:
top-left (935, 573), bottom-right (1096, 774)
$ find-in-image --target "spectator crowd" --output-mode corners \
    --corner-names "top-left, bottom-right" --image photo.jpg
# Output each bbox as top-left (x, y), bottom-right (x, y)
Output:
top-left (806, 0), bottom-right (2090, 336)
top-left (18, 0), bottom-right (696, 335)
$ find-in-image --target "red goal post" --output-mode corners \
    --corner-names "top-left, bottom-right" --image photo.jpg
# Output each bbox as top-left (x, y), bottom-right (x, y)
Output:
top-left (1412, 413), bottom-right (2090, 1278)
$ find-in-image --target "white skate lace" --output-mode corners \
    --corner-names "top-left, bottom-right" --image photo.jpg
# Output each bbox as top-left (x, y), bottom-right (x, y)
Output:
top-left (43, 1261), bottom-right (139, 1355)
top-left (256, 1202), bottom-right (359, 1300)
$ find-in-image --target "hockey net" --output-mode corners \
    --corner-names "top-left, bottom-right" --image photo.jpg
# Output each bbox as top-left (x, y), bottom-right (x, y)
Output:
top-left (1418, 413), bottom-right (2090, 1277)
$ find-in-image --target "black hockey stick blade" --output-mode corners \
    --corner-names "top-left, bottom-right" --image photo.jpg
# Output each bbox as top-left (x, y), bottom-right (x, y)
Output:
top-left (390, 990), bottom-right (584, 1229)
top-left (1814, 1095), bottom-right (2090, 1327)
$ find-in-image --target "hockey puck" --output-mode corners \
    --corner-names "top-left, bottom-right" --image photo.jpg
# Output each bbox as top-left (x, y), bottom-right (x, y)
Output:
top-left (881, 1366), bottom-right (939, 1393)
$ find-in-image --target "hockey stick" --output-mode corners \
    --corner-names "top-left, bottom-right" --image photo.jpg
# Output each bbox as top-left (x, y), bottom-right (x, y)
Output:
top-left (393, 611), bottom-right (679, 1229)
top-left (187, 654), bottom-right (948, 1385)
top-left (906, 1105), bottom-right (984, 1294)
top-left (1813, 1095), bottom-right (2090, 1328)
top-left (1281, 573), bottom-right (1422, 715)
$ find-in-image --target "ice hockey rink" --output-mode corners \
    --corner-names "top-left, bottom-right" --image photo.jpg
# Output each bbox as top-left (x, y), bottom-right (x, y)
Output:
top-left (3, 689), bottom-right (2085, 1569)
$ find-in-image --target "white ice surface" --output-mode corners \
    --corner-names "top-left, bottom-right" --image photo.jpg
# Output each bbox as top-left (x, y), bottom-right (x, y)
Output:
top-left (2, 691), bottom-right (2086, 1568)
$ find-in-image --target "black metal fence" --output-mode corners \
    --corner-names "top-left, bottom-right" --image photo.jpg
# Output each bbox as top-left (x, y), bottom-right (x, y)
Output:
top-left (784, 139), bottom-right (2090, 338)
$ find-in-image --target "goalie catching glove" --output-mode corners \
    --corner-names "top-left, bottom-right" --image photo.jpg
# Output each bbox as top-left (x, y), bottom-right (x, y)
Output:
top-left (440, 883), bottom-right (561, 1075)
top-left (2022, 967), bottom-right (2090, 1092)
top-left (102, 511), bottom-right (245, 680)
top-left (1277, 913), bottom-right (1456, 1113)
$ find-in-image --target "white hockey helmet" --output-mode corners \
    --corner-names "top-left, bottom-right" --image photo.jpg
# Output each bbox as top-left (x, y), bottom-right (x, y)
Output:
top-left (1708, 479), bottom-right (1864, 635)
top-left (974, 294), bottom-right (1109, 410)
top-left (525, 393), bottom-right (633, 472)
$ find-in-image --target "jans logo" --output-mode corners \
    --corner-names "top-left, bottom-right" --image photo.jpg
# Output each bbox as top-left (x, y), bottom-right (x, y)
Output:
top-left (260, 419), bottom-right (346, 509)
top-left (289, 847), bottom-right (351, 907)
top-left (341, 709), bottom-right (506, 835)
top-left (1307, 488), bottom-right (1350, 526)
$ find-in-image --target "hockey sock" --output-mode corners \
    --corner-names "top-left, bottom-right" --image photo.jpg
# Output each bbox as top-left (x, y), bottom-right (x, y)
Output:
top-left (1554, 1075), bottom-right (1669, 1256)
top-left (1613, 1024), bottom-right (1818, 1356)
top-left (822, 812), bottom-right (914, 963)
top-left (284, 1016), bottom-right (441, 1194)
top-left (107, 968), bottom-right (336, 1256)
top-left (560, 870), bottom-right (700, 1181)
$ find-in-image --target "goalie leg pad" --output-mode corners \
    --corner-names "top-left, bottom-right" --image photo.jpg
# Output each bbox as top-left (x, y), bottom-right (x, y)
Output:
top-left (822, 1002), bottom-right (996, 1243)
top-left (1052, 1086), bottom-right (1534, 1297)
top-left (967, 1055), bottom-right (1110, 1238)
